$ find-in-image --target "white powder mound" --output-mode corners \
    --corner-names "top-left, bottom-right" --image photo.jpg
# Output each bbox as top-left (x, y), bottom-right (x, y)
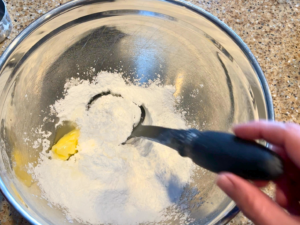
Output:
top-left (33, 71), bottom-right (195, 225)
top-left (80, 95), bottom-right (141, 144)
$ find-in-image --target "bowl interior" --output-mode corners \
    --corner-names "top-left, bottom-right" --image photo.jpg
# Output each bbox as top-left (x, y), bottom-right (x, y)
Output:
top-left (0, 0), bottom-right (270, 224)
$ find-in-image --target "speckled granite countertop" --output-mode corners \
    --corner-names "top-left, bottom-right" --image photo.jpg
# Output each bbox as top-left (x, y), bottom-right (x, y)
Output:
top-left (0, 0), bottom-right (299, 224)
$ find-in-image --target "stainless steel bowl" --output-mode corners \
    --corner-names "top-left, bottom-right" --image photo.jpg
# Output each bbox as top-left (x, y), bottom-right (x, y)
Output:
top-left (0, 0), bottom-right (273, 224)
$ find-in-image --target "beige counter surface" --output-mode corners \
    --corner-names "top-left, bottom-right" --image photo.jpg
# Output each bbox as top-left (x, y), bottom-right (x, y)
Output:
top-left (0, 0), bottom-right (299, 224)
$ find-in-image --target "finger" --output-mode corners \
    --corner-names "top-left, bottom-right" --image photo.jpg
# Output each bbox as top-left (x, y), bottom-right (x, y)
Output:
top-left (217, 173), bottom-right (298, 225)
top-left (271, 146), bottom-right (287, 159)
top-left (233, 120), bottom-right (286, 146)
top-left (233, 121), bottom-right (300, 168)
top-left (291, 215), bottom-right (300, 223)
top-left (276, 187), bottom-right (288, 208)
top-left (272, 146), bottom-right (300, 182)
top-left (252, 180), bottom-right (269, 188)
top-left (275, 177), bottom-right (289, 208)
top-left (287, 201), bottom-right (300, 216)
top-left (276, 176), bottom-right (300, 215)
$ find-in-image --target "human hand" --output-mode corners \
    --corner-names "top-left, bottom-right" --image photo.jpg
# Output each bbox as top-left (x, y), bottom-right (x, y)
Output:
top-left (216, 120), bottom-right (300, 225)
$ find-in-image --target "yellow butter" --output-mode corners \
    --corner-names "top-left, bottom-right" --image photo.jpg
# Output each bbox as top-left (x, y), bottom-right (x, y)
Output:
top-left (11, 184), bottom-right (26, 205)
top-left (52, 129), bottom-right (80, 160)
top-left (12, 150), bottom-right (33, 187)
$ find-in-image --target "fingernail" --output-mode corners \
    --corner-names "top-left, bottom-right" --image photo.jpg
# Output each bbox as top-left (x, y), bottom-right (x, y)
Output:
top-left (231, 124), bottom-right (238, 129)
top-left (232, 124), bottom-right (242, 131)
top-left (216, 173), bottom-right (229, 186)
top-left (216, 173), bottom-right (234, 194)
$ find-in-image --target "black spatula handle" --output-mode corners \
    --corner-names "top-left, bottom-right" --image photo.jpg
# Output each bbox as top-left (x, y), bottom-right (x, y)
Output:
top-left (132, 126), bottom-right (284, 180)
top-left (179, 129), bottom-right (284, 180)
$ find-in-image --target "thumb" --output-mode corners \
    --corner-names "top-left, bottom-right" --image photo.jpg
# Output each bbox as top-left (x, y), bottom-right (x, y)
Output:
top-left (216, 173), bottom-right (297, 225)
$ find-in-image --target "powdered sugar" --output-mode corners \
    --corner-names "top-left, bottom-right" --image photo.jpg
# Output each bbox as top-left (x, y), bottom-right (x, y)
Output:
top-left (33, 71), bottom-right (195, 224)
